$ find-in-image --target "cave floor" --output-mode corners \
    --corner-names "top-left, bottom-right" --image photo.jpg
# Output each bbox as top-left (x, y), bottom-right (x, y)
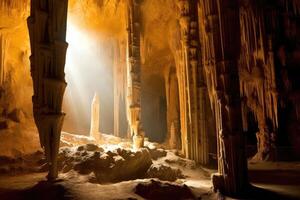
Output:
top-left (0, 172), bottom-right (214, 200)
top-left (0, 162), bottom-right (299, 200)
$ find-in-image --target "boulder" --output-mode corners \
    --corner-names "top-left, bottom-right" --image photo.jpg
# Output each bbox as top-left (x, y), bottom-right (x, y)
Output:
top-left (135, 180), bottom-right (195, 200)
top-left (146, 164), bottom-right (184, 181)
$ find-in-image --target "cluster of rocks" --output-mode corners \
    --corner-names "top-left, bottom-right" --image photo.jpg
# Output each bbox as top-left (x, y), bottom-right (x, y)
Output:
top-left (54, 144), bottom-right (184, 183)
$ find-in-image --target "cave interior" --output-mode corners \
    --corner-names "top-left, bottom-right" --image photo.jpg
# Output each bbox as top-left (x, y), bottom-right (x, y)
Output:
top-left (0, 0), bottom-right (300, 199)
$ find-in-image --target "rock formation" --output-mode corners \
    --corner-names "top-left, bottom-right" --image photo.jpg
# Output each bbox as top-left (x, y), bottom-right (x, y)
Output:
top-left (175, 0), bottom-right (211, 165)
top-left (90, 93), bottom-right (101, 141)
top-left (0, 32), bottom-right (8, 86)
top-left (165, 68), bottom-right (181, 150)
top-left (27, 0), bottom-right (69, 180)
top-left (113, 40), bottom-right (127, 137)
top-left (238, 0), bottom-right (279, 161)
top-left (126, 0), bottom-right (144, 149)
top-left (198, 0), bottom-right (248, 195)
top-left (1, 0), bottom-right (300, 198)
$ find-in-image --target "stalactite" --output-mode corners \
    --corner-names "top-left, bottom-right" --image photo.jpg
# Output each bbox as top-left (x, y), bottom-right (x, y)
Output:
top-left (27, 0), bottom-right (69, 180)
top-left (280, 0), bottom-right (300, 16)
top-left (126, 0), bottom-right (144, 149)
top-left (198, 0), bottom-right (248, 195)
top-left (239, 1), bottom-right (278, 161)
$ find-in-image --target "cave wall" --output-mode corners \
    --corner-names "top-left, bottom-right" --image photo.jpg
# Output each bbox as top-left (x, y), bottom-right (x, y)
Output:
top-left (237, 0), bottom-right (300, 160)
top-left (0, 0), bottom-right (41, 157)
top-left (0, 1), bottom-right (31, 118)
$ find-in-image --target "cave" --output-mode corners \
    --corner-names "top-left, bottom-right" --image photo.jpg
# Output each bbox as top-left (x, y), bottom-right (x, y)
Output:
top-left (0, 0), bottom-right (300, 200)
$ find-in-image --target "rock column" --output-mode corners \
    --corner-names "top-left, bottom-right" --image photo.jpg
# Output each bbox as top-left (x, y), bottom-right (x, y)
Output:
top-left (198, 0), bottom-right (248, 195)
top-left (90, 93), bottom-right (100, 141)
top-left (0, 32), bottom-right (8, 86)
top-left (176, 0), bottom-right (210, 164)
top-left (27, 0), bottom-right (68, 180)
top-left (166, 67), bottom-right (181, 150)
top-left (126, 0), bottom-right (144, 149)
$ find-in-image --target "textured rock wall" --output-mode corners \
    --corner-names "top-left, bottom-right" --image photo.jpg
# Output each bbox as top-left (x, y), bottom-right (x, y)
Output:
top-left (238, 0), bottom-right (300, 160)
top-left (0, 0), bottom-right (41, 157)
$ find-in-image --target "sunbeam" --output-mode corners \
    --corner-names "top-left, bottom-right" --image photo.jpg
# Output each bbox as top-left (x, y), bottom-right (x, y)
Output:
top-left (62, 19), bottom-right (114, 135)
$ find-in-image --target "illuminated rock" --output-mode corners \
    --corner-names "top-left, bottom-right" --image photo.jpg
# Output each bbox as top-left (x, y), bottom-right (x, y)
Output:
top-left (27, 0), bottom-right (68, 181)
top-left (0, 32), bottom-right (8, 86)
top-left (90, 93), bottom-right (101, 142)
top-left (126, 0), bottom-right (144, 148)
top-left (176, 0), bottom-right (211, 165)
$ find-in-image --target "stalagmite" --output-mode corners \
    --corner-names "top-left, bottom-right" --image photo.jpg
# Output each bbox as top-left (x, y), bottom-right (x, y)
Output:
top-left (126, 0), bottom-right (144, 149)
top-left (198, 0), bottom-right (248, 195)
top-left (27, 0), bottom-right (69, 180)
top-left (166, 67), bottom-right (181, 150)
top-left (113, 40), bottom-right (127, 137)
top-left (90, 93), bottom-right (101, 142)
top-left (169, 122), bottom-right (177, 149)
top-left (0, 32), bottom-right (8, 86)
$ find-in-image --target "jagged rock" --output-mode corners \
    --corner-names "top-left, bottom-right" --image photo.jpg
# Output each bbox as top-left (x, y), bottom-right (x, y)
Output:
top-left (147, 148), bottom-right (167, 160)
top-left (146, 164), bottom-right (184, 181)
top-left (135, 180), bottom-right (195, 200)
top-left (58, 147), bottom-right (152, 183)
top-left (165, 157), bottom-right (197, 170)
top-left (77, 146), bottom-right (84, 151)
top-left (85, 144), bottom-right (102, 151)
top-left (76, 144), bottom-right (103, 152)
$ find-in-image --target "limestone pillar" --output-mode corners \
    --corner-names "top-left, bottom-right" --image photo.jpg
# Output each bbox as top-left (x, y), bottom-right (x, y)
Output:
top-left (198, 0), bottom-right (248, 195)
top-left (166, 67), bottom-right (181, 150)
top-left (27, 0), bottom-right (68, 180)
top-left (176, 0), bottom-right (210, 164)
top-left (90, 93), bottom-right (100, 141)
top-left (126, 0), bottom-right (144, 149)
top-left (0, 32), bottom-right (8, 86)
top-left (113, 40), bottom-right (127, 137)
